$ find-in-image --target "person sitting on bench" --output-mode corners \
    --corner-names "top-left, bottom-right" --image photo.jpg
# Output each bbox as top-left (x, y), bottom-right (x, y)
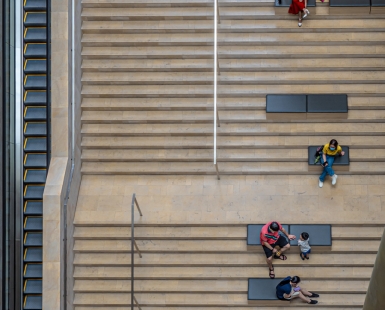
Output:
top-left (260, 221), bottom-right (296, 279)
top-left (319, 139), bottom-right (345, 188)
top-left (276, 276), bottom-right (319, 304)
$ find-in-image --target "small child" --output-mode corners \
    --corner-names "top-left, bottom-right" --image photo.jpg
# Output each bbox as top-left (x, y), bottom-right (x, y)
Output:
top-left (298, 232), bottom-right (311, 260)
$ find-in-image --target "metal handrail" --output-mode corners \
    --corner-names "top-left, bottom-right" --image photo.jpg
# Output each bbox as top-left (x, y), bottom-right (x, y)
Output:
top-left (214, 0), bottom-right (220, 180)
top-left (131, 193), bottom-right (143, 310)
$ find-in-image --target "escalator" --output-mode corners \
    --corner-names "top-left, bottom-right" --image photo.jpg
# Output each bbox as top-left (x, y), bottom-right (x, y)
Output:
top-left (22, 0), bottom-right (49, 309)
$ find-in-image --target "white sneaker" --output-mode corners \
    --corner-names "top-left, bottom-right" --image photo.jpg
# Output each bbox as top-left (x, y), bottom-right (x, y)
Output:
top-left (319, 180), bottom-right (324, 188)
top-left (303, 12), bottom-right (308, 18)
top-left (332, 174), bottom-right (338, 185)
top-left (298, 22), bottom-right (302, 27)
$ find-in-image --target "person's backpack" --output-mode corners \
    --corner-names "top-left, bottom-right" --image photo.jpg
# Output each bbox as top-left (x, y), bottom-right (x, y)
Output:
top-left (314, 145), bottom-right (324, 164)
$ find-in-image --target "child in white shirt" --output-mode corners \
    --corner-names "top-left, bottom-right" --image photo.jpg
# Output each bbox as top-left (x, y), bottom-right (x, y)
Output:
top-left (298, 232), bottom-right (311, 260)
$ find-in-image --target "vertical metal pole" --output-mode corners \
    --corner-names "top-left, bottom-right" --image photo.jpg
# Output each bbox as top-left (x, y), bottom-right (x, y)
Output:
top-left (131, 194), bottom-right (135, 310)
top-left (214, 0), bottom-right (217, 167)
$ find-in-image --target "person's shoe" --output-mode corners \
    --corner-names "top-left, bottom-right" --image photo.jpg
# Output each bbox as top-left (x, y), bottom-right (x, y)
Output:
top-left (308, 300), bottom-right (318, 304)
top-left (303, 12), bottom-right (308, 18)
top-left (319, 180), bottom-right (323, 188)
top-left (332, 174), bottom-right (338, 185)
top-left (298, 22), bottom-right (302, 27)
top-left (309, 292), bottom-right (319, 298)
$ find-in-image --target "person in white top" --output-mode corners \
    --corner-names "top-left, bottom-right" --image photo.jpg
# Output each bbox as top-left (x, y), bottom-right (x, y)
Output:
top-left (298, 232), bottom-right (311, 260)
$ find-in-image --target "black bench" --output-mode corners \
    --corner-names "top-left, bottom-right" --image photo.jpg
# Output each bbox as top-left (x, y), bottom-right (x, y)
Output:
top-left (248, 278), bottom-right (282, 305)
top-left (330, 0), bottom-right (370, 14)
top-left (247, 224), bottom-right (289, 251)
top-left (308, 146), bottom-right (350, 172)
top-left (266, 95), bottom-right (307, 120)
top-left (371, 0), bottom-right (385, 13)
top-left (274, 0), bottom-right (316, 15)
top-left (307, 94), bottom-right (348, 119)
top-left (289, 224), bottom-right (332, 252)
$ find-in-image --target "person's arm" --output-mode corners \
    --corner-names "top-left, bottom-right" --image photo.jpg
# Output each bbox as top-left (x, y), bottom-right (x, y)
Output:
top-left (281, 227), bottom-right (296, 240)
top-left (283, 287), bottom-right (293, 298)
top-left (263, 241), bottom-right (278, 254)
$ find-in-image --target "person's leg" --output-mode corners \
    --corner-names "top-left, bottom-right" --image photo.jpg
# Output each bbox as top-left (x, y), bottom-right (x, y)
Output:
top-left (324, 155), bottom-right (335, 177)
top-left (274, 236), bottom-right (290, 259)
top-left (298, 11), bottom-right (302, 27)
top-left (262, 246), bottom-right (275, 277)
top-left (297, 291), bottom-right (312, 303)
top-left (319, 156), bottom-right (328, 182)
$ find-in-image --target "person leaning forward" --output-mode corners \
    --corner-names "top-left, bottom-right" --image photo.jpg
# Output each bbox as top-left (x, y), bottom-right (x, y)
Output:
top-left (260, 221), bottom-right (296, 279)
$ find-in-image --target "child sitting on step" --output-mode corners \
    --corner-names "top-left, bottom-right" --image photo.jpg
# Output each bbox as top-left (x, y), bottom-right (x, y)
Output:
top-left (298, 232), bottom-right (311, 260)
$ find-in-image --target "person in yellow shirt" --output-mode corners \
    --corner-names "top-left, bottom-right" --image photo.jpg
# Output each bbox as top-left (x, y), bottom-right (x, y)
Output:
top-left (319, 139), bottom-right (345, 188)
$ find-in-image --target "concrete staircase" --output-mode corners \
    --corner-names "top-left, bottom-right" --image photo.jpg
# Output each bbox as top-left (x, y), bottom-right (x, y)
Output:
top-left (73, 224), bottom-right (383, 308)
top-left (81, 0), bottom-right (385, 176)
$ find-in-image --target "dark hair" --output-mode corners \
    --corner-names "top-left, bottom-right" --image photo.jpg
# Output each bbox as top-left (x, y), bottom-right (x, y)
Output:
top-left (269, 221), bottom-right (280, 232)
top-left (291, 276), bottom-right (301, 284)
top-left (329, 139), bottom-right (338, 148)
top-left (301, 232), bottom-right (309, 240)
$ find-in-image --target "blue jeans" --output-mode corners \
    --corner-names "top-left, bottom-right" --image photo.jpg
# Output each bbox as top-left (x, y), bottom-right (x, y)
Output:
top-left (319, 155), bottom-right (335, 182)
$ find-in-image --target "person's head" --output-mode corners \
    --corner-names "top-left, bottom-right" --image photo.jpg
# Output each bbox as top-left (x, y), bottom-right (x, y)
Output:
top-left (269, 221), bottom-right (280, 232)
top-left (300, 232), bottom-right (309, 241)
top-left (329, 139), bottom-right (339, 151)
top-left (290, 276), bottom-right (301, 287)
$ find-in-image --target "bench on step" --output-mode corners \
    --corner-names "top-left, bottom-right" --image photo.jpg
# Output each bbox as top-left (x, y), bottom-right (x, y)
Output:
top-left (289, 224), bottom-right (332, 252)
top-left (247, 224), bottom-right (289, 251)
top-left (308, 146), bottom-right (350, 172)
top-left (371, 0), bottom-right (385, 13)
top-left (329, 0), bottom-right (371, 14)
top-left (266, 95), bottom-right (307, 120)
top-left (307, 94), bottom-right (348, 119)
top-left (274, 0), bottom-right (316, 15)
top-left (248, 278), bottom-right (283, 305)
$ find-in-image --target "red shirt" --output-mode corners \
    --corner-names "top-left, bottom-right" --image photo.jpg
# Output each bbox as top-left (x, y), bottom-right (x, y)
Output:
top-left (260, 221), bottom-right (283, 245)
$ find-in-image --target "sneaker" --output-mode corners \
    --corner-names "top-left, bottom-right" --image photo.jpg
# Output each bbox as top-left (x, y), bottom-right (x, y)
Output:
top-left (298, 22), bottom-right (302, 27)
top-left (318, 180), bottom-right (323, 188)
top-left (308, 300), bottom-right (318, 304)
top-left (309, 292), bottom-right (319, 298)
top-left (332, 174), bottom-right (338, 185)
top-left (303, 12), bottom-right (308, 18)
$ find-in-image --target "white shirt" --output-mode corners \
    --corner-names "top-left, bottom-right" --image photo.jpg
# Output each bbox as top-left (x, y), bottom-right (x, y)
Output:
top-left (298, 238), bottom-right (311, 252)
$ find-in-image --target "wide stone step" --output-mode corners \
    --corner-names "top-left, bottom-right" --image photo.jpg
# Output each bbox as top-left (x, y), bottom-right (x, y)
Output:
top-left (73, 265), bottom-right (373, 279)
top-left (81, 97), bottom-right (385, 111)
top-left (81, 32), bottom-right (385, 46)
top-left (75, 307), bottom-right (362, 310)
top-left (332, 226), bottom-right (385, 239)
top-left (73, 278), bottom-right (369, 293)
top-left (74, 225), bottom-right (245, 239)
top-left (81, 45), bottom-right (385, 59)
top-left (81, 19), bottom-right (385, 33)
top-left (73, 239), bottom-right (380, 253)
top-left (81, 148), bottom-right (385, 163)
top-left (73, 292), bottom-right (365, 306)
top-left (81, 58), bottom-right (385, 72)
top-left (81, 123), bottom-right (385, 136)
top-left (73, 252), bottom-right (376, 267)
top-left (81, 71), bottom-right (385, 84)
top-left (81, 135), bottom-right (385, 148)
top-left (81, 84), bottom-right (385, 97)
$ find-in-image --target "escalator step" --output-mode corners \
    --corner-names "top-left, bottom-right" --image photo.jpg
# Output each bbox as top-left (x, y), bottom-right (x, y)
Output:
top-left (24, 264), bottom-right (42, 278)
top-left (24, 217), bottom-right (43, 231)
top-left (24, 201), bottom-right (43, 215)
top-left (24, 91), bottom-right (46, 105)
top-left (24, 0), bottom-right (47, 11)
top-left (25, 60), bottom-right (47, 74)
top-left (25, 233), bottom-right (43, 246)
top-left (24, 12), bottom-right (47, 27)
top-left (25, 138), bottom-right (47, 152)
top-left (24, 28), bottom-right (47, 43)
top-left (24, 186), bottom-right (44, 200)
top-left (24, 107), bottom-right (46, 120)
top-left (25, 154), bottom-right (47, 168)
top-left (24, 280), bottom-right (42, 294)
top-left (24, 248), bottom-right (42, 263)
top-left (24, 170), bottom-right (47, 184)
top-left (24, 295), bottom-right (42, 310)
top-left (25, 44), bottom-right (46, 58)
top-left (24, 76), bottom-right (47, 90)
top-left (25, 123), bottom-right (47, 136)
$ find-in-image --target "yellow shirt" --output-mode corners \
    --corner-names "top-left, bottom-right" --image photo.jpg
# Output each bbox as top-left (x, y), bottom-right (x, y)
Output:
top-left (323, 143), bottom-right (342, 156)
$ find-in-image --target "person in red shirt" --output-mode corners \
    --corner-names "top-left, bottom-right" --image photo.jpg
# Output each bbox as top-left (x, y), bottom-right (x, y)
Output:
top-left (260, 221), bottom-right (296, 279)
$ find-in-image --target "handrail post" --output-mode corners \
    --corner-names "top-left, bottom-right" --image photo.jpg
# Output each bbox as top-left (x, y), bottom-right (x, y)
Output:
top-left (134, 296), bottom-right (142, 310)
top-left (134, 197), bottom-right (143, 216)
top-left (217, 57), bottom-right (220, 75)
top-left (216, 110), bottom-right (220, 127)
top-left (215, 163), bottom-right (220, 180)
top-left (133, 239), bottom-right (143, 258)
